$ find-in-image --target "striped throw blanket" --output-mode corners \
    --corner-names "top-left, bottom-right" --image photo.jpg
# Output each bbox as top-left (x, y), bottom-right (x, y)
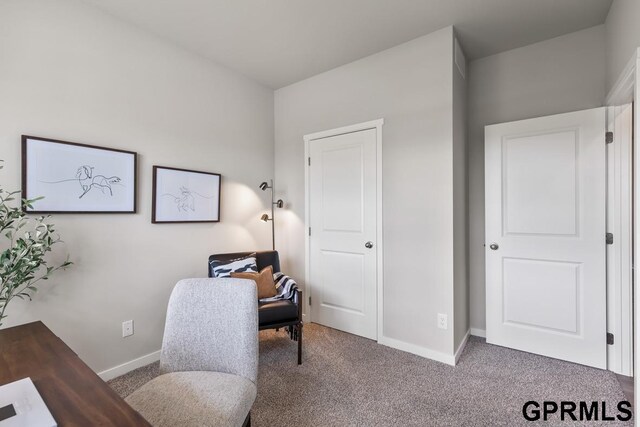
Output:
top-left (260, 272), bottom-right (298, 302)
top-left (261, 272), bottom-right (300, 340)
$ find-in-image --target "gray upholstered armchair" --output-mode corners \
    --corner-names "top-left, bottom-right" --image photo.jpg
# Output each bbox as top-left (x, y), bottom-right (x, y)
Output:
top-left (126, 278), bottom-right (259, 427)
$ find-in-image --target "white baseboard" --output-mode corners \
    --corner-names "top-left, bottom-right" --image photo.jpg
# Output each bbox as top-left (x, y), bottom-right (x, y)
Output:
top-left (454, 330), bottom-right (470, 364)
top-left (98, 349), bottom-right (161, 381)
top-left (101, 331), bottom-right (469, 380)
top-left (378, 336), bottom-right (456, 366)
top-left (470, 328), bottom-right (486, 338)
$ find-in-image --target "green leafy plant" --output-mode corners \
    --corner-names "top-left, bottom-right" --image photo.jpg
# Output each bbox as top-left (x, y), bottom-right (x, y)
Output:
top-left (0, 162), bottom-right (71, 327)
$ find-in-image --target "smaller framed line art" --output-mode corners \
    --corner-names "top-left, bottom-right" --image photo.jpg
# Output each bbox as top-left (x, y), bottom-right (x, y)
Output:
top-left (22, 136), bottom-right (137, 214)
top-left (152, 166), bottom-right (221, 224)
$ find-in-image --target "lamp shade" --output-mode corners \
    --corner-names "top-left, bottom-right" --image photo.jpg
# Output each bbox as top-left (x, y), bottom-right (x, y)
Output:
top-left (260, 213), bottom-right (270, 222)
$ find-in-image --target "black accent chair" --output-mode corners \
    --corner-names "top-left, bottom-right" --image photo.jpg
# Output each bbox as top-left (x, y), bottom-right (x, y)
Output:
top-left (208, 251), bottom-right (303, 365)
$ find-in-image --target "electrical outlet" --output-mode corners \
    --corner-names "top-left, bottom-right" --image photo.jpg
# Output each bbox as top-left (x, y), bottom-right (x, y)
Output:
top-left (122, 320), bottom-right (134, 338)
top-left (437, 313), bottom-right (448, 330)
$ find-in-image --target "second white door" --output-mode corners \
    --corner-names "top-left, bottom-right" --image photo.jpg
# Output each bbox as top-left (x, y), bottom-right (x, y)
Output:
top-left (308, 128), bottom-right (378, 340)
top-left (485, 107), bottom-right (607, 369)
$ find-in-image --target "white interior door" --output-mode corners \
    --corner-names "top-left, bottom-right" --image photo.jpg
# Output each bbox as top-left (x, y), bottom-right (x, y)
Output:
top-left (485, 107), bottom-right (607, 369)
top-left (308, 128), bottom-right (377, 340)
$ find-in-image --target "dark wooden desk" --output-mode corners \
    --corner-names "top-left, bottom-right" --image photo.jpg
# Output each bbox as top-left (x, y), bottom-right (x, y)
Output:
top-left (0, 321), bottom-right (150, 426)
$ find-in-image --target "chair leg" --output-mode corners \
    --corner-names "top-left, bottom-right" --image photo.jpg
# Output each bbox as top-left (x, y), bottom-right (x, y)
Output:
top-left (297, 323), bottom-right (303, 365)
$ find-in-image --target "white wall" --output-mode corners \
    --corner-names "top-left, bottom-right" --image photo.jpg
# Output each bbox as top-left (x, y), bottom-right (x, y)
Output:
top-left (0, 0), bottom-right (274, 373)
top-left (605, 0), bottom-right (640, 92)
top-left (467, 25), bottom-right (606, 332)
top-left (452, 39), bottom-right (469, 350)
top-left (275, 27), bottom-right (463, 358)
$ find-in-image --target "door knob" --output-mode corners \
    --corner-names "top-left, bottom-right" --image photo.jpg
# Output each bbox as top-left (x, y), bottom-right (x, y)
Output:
top-left (365, 241), bottom-right (374, 249)
top-left (489, 243), bottom-right (499, 250)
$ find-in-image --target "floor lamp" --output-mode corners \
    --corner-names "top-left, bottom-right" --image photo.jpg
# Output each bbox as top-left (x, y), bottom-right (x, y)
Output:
top-left (260, 179), bottom-right (283, 250)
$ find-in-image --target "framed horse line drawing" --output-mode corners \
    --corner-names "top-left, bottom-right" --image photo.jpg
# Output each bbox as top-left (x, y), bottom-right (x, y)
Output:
top-left (151, 166), bottom-right (221, 224)
top-left (22, 136), bottom-right (137, 213)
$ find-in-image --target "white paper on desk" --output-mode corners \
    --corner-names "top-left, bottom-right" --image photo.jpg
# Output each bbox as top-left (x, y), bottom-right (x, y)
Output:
top-left (0, 378), bottom-right (57, 427)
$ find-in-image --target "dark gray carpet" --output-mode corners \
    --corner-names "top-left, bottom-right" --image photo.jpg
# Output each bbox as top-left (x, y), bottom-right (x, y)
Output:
top-left (109, 324), bottom-right (632, 426)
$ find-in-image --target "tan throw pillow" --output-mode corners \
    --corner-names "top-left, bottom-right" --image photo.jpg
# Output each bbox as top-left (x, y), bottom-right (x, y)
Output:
top-left (231, 265), bottom-right (277, 299)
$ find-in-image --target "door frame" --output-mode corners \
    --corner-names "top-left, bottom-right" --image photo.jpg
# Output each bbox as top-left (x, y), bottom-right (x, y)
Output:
top-left (303, 119), bottom-right (384, 340)
top-left (605, 103), bottom-right (633, 376)
top-left (634, 46), bottom-right (639, 418)
top-left (605, 47), bottom-right (638, 377)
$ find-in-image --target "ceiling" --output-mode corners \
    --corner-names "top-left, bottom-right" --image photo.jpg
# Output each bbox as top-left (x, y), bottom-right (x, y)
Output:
top-left (82, 0), bottom-right (613, 89)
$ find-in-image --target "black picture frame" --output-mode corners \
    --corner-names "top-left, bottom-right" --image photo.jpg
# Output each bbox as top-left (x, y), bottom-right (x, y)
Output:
top-left (21, 135), bottom-right (137, 214)
top-left (152, 165), bottom-right (221, 224)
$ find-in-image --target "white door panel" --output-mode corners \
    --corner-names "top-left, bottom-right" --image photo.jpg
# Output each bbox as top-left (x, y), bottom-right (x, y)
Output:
top-left (309, 128), bottom-right (377, 340)
top-left (320, 250), bottom-right (365, 313)
top-left (502, 130), bottom-right (578, 236)
top-left (485, 107), bottom-right (606, 369)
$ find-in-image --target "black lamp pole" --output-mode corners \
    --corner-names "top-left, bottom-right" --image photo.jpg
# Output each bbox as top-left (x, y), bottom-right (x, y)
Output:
top-left (269, 179), bottom-right (275, 250)
top-left (260, 179), bottom-right (283, 250)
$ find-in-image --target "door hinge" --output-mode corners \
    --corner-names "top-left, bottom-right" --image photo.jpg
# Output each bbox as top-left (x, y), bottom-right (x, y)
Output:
top-left (607, 332), bottom-right (614, 345)
top-left (606, 131), bottom-right (614, 144)
top-left (309, 296), bottom-right (312, 306)
top-left (308, 227), bottom-right (311, 236)
top-left (606, 232), bottom-right (613, 245)
top-left (308, 157), bottom-right (311, 166)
